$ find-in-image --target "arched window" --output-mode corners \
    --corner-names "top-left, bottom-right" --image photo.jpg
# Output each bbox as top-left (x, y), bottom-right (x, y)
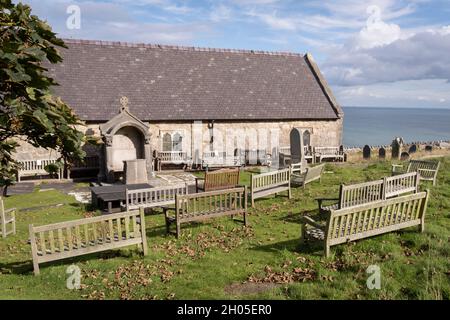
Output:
top-left (162, 133), bottom-right (172, 151)
top-left (303, 130), bottom-right (311, 146)
top-left (173, 133), bottom-right (183, 151)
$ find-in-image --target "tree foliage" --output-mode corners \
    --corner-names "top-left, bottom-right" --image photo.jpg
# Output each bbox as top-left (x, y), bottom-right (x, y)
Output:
top-left (0, 0), bottom-right (86, 192)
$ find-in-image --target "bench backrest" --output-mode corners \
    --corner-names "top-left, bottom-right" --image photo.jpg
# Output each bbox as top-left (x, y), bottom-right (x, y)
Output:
top-left (304, 164), bottom-right (325, 184)
top-left (29, 209), bottom-right (147, 275)
top-left (314, 147), bottom-right (341, 155)
top-left (339, 179), bottom-right (384, 208)
top-left (125, 183), bottom-right (189, 210)
top-left (407, 159), bottom-right (440, 172)
top-left (251, 168), bottom-right (290, 192)
top-left (156, 151), bottom-right (188, 163)
top-left (383, 172), bottom-right (419, 198)
top-left (338, 172), bottom-right (420, 209)
top-left (69, 156), bottom-right (99, 170)
top-left (175, 187), bottom-right (247, 222)
top-left (327, 191), bottom-right (429, 246)
top-left (204, 168), bottom-right (240, 191)
top-left (407, 160), bottom-right (440, 180)
top-left (18, 159), bottom-right (59, 173)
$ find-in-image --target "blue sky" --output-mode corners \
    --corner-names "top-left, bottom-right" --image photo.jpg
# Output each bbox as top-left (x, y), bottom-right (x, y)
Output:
top-left (18, 0), bottom-right (450, 108)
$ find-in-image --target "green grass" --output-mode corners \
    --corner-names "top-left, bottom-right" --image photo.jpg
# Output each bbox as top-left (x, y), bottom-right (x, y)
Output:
top-left (1, 158), bottom-right (449, 300)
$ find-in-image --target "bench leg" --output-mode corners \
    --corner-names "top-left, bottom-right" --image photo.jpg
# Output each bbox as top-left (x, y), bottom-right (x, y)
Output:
top-left (299, 224), bottom-right (304, 245)
top-left (176, 222), bottom-right (181, 239)
top-left (32, 260), bottom-right (40, 276)
top-left (324, 243), bottom-right (330, 258)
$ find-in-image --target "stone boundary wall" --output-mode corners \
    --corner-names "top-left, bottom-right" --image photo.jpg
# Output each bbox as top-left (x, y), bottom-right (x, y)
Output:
top-left (344, 140), bottom-right (450, 153)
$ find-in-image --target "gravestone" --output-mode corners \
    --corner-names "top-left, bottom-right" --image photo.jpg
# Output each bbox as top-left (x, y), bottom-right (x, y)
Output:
top-left (400, 152), bottom-right (410, 161)
top-left (290, 128), bottom-right (306, 167)
top-left (391, 137), bottom-right (404, 160)
top-left (425, 145), bottom-right (433, 152)
top-left (124, 159), bottom-right (148, 184)
top-left (378, 147), bottom-right (386, 160)
top-left (408, 144), bottom-right (417, 154)
top-left (363, 145), bottom-right (371, 159)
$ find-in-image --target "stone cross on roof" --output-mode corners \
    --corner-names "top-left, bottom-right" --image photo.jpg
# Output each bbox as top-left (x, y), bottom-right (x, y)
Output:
top-left (119, 96), bottom-right (129, 113)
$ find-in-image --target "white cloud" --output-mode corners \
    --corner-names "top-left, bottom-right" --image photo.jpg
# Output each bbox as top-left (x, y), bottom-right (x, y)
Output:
top-left (334, 79), bottom-right (450, 108)
top-left (246, 10), bottom-right (298, 31)
top-left (210, 4), bottom-right (232, 22)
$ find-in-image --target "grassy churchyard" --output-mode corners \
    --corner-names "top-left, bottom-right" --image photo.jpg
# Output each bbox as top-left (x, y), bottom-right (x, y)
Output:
top-left (0, 157), bottom-right (449, 300)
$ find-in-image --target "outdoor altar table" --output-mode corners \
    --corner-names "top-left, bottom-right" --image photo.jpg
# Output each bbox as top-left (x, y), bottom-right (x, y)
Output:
top-left (90, 183), bottom-right (153, 214)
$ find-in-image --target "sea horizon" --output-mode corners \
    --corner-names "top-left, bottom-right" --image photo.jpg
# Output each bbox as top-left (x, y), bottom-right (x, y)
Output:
top-left (342, 106), bottom-right (450, 147)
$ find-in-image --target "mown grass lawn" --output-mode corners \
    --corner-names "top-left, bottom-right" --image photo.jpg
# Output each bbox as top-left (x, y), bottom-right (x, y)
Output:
top-left (1, 158), bottom-right (449, 300)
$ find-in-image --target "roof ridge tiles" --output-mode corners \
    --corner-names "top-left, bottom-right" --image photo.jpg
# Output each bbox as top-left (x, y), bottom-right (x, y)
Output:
top-left (62, 38), bottom-right (303, 57)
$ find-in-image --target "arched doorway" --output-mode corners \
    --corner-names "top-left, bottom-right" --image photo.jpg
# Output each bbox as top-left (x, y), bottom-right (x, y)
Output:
top-left (99, 97), bottom-right (152, 182)
top-left (111, 126), bottom-right (145, 171)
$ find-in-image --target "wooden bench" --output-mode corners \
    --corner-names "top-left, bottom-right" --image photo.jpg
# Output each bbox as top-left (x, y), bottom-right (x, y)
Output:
top-left (123, 183), bottom-right (189, 211)
top-left (29, 209), bottom-right (148, 275)
top-left (250, 168), bottom-right (291, 207)
top-left (291, 164), bottom-right (325, 189)
top-left (155, 151), bottom-right (191, 171)
top-left (67, 156), bottom-right (100, 178)
top-left (163, 187), bottom-right (247, 238)
top-left (392, 159), bottom-right (440, 186)
top-left (317, 172), bottom-right (420, 215)
top-left (195, 168), bottom-right (240, 192)
top-left (301, 191), bottom-right (429, 257)
top-left (314, 147), bottom-right (345, 163)
top-left (202, 151), bottom-right (242, 169)
top-left (17, 159), bottom-right (63, 182)
top-left (1, 197), bottom-right (16, 238)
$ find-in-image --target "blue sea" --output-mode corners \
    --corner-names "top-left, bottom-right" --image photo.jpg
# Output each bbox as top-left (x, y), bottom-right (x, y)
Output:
top-left (343, 107), bottom-right (450, 147)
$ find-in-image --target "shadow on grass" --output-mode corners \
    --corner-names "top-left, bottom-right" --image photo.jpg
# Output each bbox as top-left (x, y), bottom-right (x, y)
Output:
top-left (250, 238), bottom-right (325, 257)
top-left (280, 209), bottom-right (319, 224)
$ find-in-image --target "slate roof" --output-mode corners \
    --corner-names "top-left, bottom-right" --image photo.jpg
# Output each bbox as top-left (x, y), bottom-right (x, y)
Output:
top-left (48, 39), bottom-right (343, 122)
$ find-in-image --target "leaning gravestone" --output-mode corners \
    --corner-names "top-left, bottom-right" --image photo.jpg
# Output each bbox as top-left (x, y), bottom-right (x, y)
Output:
top-left (363, 145), bottom-right (371, 160)
top-left (408, 144), bottom-right (417, 154)
top-left (378, 147), bottom-right (386, 160)
top-left (290, 128), bottom-right (306, 167)
top-left (400, 152), bottom-right (410, 161)
top-left (391, 137), bottom-right (403, 160)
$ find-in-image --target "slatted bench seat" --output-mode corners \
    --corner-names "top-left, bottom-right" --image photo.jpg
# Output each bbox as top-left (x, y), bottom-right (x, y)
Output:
top-left (29, 209), bottom-right (148, 275)
top-left (250, 168), bottom-right (291, 207)
top-left (196, 168), bottom-right (240, 192)
top-left (16, 159), bottom-right (62, 182)
top-left (301, 191), bottom-right (429, 257)
top-left (392, 159), bottom-right (440, 186)
top-left (1, 197), bottom-right (16, 238)
top-left (317, 172), bottom-right (420, 215)
top-left (123, 183), bottom-right (189, 211)
top-left (291, 164), bottom-right (325, 189)
top-left (163, 187), bottom-right (247, 238)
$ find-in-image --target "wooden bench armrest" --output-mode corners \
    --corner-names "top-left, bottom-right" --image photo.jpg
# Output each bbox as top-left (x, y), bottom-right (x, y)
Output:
top-left (300, 216), bottom-right (324, 230)
top-left (315, 197), bottom-right (338, 208)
